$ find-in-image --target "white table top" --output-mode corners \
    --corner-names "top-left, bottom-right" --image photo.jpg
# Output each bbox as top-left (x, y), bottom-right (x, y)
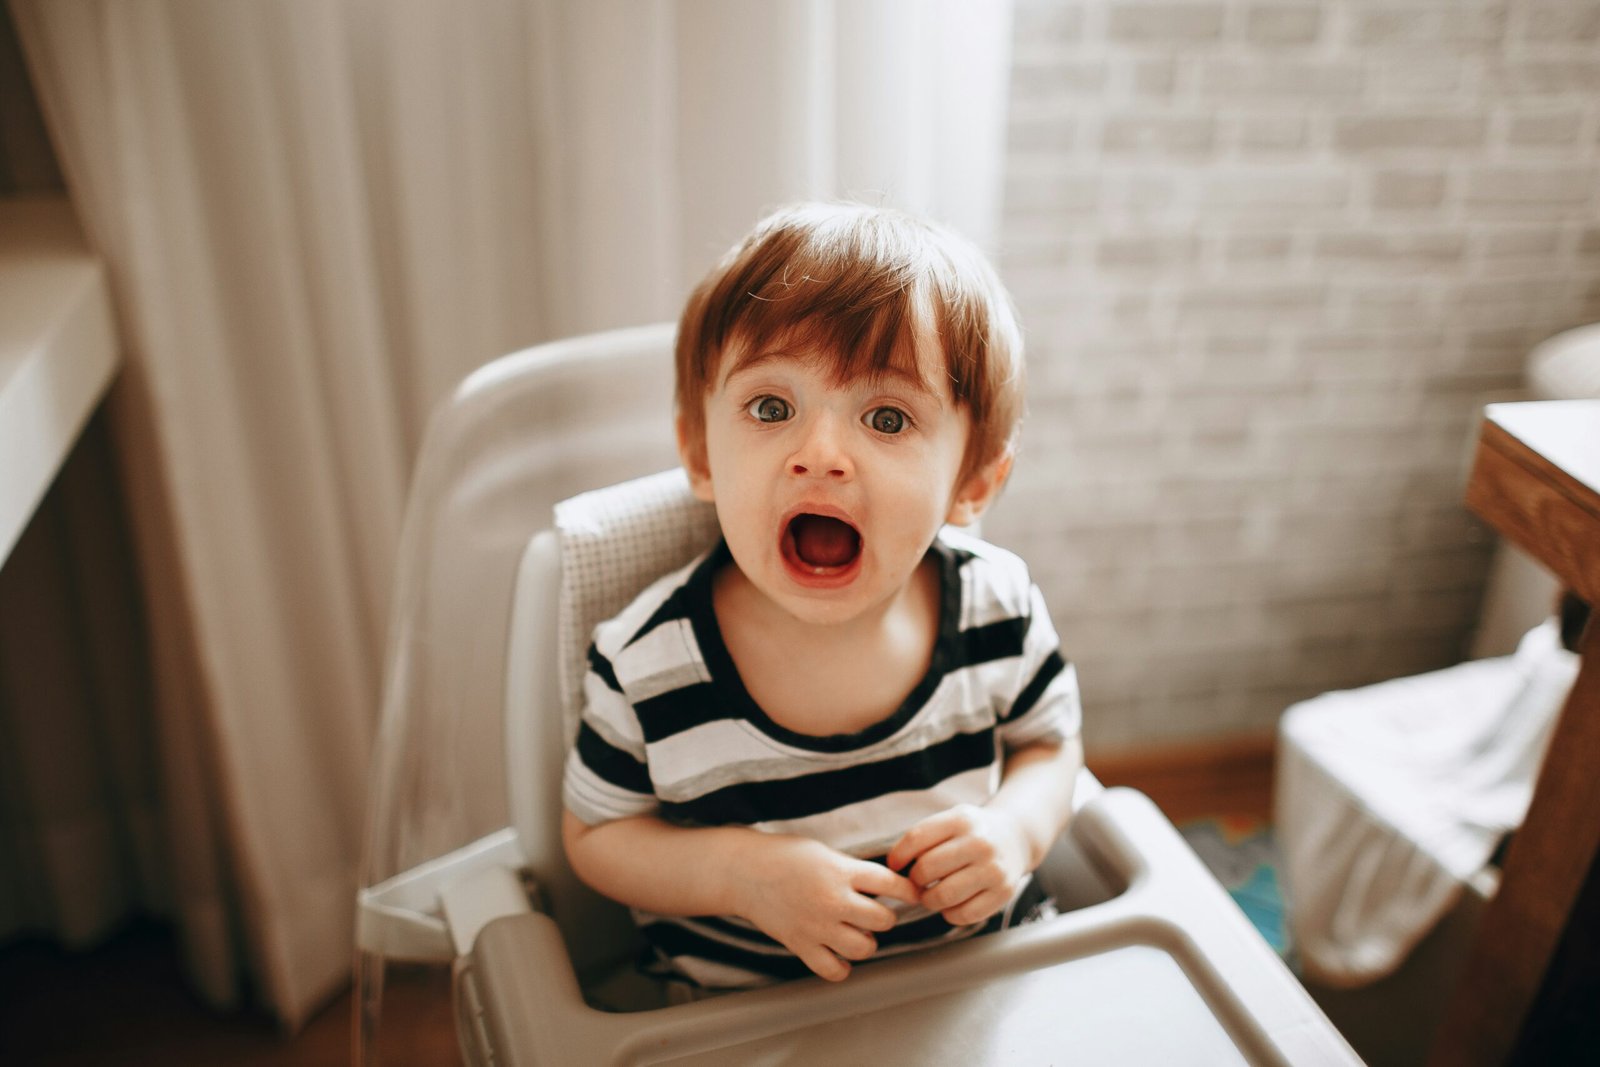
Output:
top-left (0, 195), bottom-right (119, 564)
top-left (1486, 399), bottom-right (1600, 501)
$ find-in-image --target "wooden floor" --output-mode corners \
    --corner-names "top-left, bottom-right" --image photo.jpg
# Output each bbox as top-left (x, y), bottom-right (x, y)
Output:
top-left (1092, 733), bottom-right (1277, 826)
top-left (0, 929), bottom-right (456, 1067)
top-left (0, 737), bottom-right (1275, 1066)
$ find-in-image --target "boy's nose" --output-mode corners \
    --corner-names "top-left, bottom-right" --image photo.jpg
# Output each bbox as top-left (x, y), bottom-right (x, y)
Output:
top-left (788, 416), bottom-right (853, 479)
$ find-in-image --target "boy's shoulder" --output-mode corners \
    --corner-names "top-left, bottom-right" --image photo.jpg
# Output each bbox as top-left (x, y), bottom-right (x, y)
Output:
top-left (936, 526), bottom-right (1037, 621)
top-left (591, 551), bottom-right (708, 662)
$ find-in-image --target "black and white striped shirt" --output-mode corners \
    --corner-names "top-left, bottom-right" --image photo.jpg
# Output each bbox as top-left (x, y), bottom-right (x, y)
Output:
top-left (562, 528), bottom-right (1081, 988)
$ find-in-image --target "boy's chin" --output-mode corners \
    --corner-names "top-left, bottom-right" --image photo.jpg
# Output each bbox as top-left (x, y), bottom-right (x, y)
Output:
top-left (770, 595), bottom-right (878, 629)
top-left (754, 572), bottom-right (879, 627)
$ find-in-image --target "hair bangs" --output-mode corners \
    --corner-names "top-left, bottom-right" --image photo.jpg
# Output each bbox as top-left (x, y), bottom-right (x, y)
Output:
top-left (722, 260), bottom-right (934, 395)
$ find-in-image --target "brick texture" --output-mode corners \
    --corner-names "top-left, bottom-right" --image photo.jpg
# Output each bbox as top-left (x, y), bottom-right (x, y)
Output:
top-left (994, 0), bottom-right (1600, 752)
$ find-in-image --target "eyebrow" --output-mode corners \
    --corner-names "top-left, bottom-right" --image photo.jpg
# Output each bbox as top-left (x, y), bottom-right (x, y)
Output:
top-left (722, 347), bottom-right (944, 403)
top-left (722, 346), bottom-right (803, 379)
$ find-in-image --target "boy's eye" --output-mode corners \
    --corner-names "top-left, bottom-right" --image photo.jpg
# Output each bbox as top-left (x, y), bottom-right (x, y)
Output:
top-left (748, 396), bottom-right (793, 423)
top-left (866, 407), bottom-right (907, 434)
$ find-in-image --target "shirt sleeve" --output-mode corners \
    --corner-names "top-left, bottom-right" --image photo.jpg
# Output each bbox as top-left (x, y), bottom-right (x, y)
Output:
top-left (997, 584), bottom-right (1082, 750)
top-left (562, 642), bottom-right (661, 826)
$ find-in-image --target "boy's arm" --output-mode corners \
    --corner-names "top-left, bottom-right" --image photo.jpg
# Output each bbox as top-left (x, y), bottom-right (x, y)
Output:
top-left (988, 733), bottom-right (1084, 869)
top-left (885, 737), bottom-right (1081, 925)
top-left (562, 810), bottom-right (919, 981)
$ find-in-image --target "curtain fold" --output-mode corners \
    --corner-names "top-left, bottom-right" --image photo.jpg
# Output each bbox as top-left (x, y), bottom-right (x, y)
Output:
top-left (10, 0), bottom-right (1012, 1027)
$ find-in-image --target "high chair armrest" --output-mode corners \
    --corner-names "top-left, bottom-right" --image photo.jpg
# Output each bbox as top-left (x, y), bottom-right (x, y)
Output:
top-left (357, 828), bottom-right (526, 960)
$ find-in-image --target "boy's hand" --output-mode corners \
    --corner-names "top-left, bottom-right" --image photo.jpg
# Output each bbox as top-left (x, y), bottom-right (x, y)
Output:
top-left (731, 834), bottom-right (920, 983)
top-left (886, 804), bottom-right (1031, 926)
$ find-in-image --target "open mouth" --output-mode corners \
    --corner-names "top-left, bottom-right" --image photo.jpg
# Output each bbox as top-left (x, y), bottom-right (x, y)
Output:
top-left (782, 513), bottom-right (863, 575)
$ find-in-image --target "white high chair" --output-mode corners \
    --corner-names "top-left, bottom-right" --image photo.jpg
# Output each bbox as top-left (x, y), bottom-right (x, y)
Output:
top-left (355, 324), bottom-right (1360, 1065)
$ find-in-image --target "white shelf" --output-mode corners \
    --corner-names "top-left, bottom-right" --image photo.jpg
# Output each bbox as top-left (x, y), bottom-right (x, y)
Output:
top-left (0, 195), bottom-right (119, 565)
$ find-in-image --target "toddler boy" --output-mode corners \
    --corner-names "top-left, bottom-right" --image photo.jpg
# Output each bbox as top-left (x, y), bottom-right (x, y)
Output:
top-left (562, 202), bottom-right (1083, 991)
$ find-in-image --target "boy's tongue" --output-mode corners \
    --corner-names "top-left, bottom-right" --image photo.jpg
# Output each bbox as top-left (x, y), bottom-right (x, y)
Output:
top-left (790, 514), bottom-right (860, 568)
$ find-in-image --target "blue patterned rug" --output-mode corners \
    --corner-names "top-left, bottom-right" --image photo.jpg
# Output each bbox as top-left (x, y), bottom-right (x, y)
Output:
top-left (1179, 817), bottom-right (1290, 958)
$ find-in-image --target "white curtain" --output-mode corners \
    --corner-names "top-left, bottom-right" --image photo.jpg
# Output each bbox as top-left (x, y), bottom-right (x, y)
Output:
top-left (10, 0), bottom-right (1013, 1028)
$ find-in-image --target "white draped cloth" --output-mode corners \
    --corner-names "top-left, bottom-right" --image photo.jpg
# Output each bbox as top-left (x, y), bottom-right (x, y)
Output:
top-left (10, 0), bottom-right (1014, 1027)
top-left (1277, 619), bottom-right (1579, 987)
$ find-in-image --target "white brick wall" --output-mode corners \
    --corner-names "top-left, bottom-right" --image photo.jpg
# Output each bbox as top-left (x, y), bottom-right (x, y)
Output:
top-left (992, 0), bottom-right (1600, 752)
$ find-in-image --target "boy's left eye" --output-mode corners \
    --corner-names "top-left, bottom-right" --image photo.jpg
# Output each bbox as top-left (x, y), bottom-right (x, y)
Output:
top-left (866, 407), bottom-right (907, 434)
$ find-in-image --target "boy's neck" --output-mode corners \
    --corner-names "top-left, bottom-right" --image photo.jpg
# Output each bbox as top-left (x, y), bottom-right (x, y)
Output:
top-left (710, 551), bottom-right (944, 737)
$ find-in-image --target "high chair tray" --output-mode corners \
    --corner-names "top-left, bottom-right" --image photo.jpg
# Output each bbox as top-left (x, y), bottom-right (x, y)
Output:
top-left (461, 788), bottom-right (1360, 1066)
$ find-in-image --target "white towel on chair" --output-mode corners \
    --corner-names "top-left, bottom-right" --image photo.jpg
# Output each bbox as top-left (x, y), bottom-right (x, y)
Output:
top-left (552, 469), bottom-right (722, 738)
top-left (1276, 619), bottom-right (1578, 987)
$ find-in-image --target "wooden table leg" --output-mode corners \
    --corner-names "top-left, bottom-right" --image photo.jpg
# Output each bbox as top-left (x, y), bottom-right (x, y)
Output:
top-left (1429, 614), bottom-right (1600, 1065)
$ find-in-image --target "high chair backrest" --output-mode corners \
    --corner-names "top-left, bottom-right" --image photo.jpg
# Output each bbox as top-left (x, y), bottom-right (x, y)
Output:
top-left (503, 471), bottom-right (719, 978)
top-left (552, 470), bottom-right (723, 737)
top-left (358, 323), bottom-right (687, 964)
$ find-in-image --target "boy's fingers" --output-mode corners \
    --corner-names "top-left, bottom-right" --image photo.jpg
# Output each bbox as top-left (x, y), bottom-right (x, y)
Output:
top-left (886, 812), bottom-right (961, 871)
top-left (827, 925), bottom-right (878, 962)
top-left (910, 833), bottom-right (1001, 889)
top-left (851, 861), bottom-right (919, 904)
top-left (905, 840), bottom-right (963, 888)
top-left (940, 887), bottom-right (1009, 927)
top-left (920, 866), bottom-right (987, 912)
top-left (846, 897), bottom-right (899, 933)
top-left (802, 946), bottom-right (851, 982)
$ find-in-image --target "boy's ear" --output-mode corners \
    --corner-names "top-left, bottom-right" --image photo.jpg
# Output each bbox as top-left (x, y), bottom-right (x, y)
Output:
top-left (945, 448), bottom-right (1014, 527)
top-left (675, 414), bottom-right (715, 502)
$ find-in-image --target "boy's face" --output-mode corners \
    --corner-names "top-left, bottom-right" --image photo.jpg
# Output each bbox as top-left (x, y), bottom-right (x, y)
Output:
top-left (679, 333), bottom-right (1009, 628)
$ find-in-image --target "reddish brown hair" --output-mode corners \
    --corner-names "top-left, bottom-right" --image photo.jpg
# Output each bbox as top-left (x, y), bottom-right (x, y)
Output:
top-left (675, 202), bottom-right (1024, 484)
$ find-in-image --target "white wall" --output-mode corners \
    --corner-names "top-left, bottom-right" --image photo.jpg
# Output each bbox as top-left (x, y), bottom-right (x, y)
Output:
top-left (989, 0), bottom-right (1600, 751)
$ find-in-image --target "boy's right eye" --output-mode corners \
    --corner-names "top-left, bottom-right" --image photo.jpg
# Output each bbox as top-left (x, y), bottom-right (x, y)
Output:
top-left (748, 396), bottom-right (793, 423)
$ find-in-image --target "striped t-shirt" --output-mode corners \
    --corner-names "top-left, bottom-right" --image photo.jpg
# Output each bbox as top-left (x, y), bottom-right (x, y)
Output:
top-left (562, 528), bottom-right (1081, 988)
